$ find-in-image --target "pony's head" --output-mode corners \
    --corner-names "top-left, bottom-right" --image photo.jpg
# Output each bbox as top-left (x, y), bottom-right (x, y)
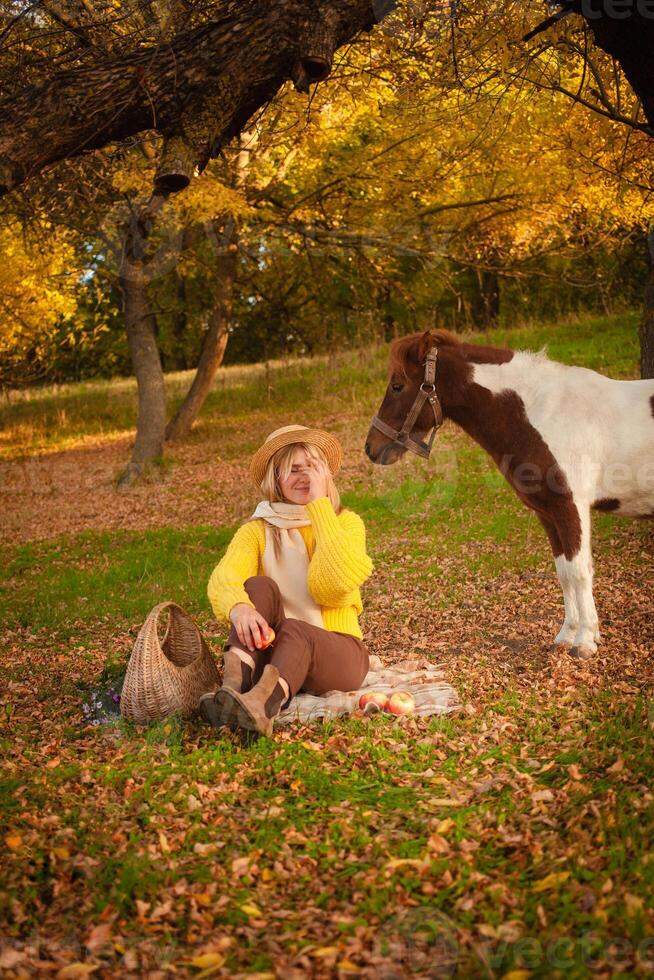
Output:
top-left (365, 329), bottom-right (461, 465)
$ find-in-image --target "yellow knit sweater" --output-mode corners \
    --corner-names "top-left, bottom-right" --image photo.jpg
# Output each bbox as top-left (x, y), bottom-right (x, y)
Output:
top-left (207, 497), bottom-right (373, 639)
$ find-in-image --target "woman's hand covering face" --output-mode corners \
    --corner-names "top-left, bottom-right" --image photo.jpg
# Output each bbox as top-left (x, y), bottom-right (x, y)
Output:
top-left (279, 448), bottom-right (330, 505)
top-left (307, 458), bottom-right (330, 502)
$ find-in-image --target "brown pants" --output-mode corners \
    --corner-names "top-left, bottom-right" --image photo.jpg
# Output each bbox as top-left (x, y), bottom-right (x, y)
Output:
top-left (225, 576), bottom-right (370, 698)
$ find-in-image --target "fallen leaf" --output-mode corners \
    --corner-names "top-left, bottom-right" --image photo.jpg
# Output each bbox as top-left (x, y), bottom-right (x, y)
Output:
top-left (498, 921), bottom-right (525, 942)
top-left (150, 899), bottom-right (173, 920)
top-left (427, 833), bottom-right (451, 854)
top-left (231, 856), bottom-right (249, 876)
top-left (189, 952), bottom-right (225, 975)
top-left (337, 960), bottom-right (361, 972)
top-left (56, 965), bottom-right (98, 979)
top-left (0, 949), bottom-right (25, 969)
top-left (531, 789), bottom-right (554, 803)
top-left (384, 857), bottom-right (428, 872)
top-left (85, 922), bottom-right (112, 952)
top-left (625, 893), bottom-right (644, 915)
top-left (533, 871), bottom-right (570, 892)
top-left (240, 902), bottom-right (262, 918)
top-left (123, 950), bottom-right (138, 970)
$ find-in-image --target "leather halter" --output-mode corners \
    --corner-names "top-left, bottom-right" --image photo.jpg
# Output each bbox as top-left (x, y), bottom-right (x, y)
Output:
top-left (371, 345), bottom-right (444, 459)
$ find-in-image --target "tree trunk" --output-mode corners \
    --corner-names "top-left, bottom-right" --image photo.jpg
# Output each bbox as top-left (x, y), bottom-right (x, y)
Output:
top-left (171, 230), bottom-right (191, 370)
top-left (640, 227), bottom-right (654, 380)
top-left (166, 222), bottom-right (236, 441)
top-left (471, 268), bottom-right (500, 330)
top-left (381, 284), bottom-right (395, 342)
top-left (118, 199), bottom-right (168, 487)
top-left (172, 276), bottom-right (189, 371)
top-left (0, 1), bottom-right (394, 198)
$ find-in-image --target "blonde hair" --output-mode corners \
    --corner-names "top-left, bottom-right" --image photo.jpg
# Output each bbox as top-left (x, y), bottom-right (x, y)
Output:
top-left (255, 442), bottom-right (342, 558)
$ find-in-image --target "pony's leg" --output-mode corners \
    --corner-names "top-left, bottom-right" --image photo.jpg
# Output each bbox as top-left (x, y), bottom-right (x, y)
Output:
top-left (554, 505), bottom-right (600, 659)
top-left (537, 513), bottom-right (578, 647)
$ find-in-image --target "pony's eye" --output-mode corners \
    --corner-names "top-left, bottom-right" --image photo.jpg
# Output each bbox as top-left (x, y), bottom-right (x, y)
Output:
top-left (391, 383), bottom-right (404, 393)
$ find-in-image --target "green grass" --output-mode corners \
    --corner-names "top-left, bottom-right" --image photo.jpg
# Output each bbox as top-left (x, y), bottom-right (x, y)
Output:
top-left (486, 309), bottom-right (640, 377)
top-left (0, 526), bottom-right (233, 635)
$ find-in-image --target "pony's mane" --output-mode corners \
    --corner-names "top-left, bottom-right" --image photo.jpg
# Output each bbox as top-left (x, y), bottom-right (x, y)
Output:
top-left (389, 329), bottom-right (516, 375)
top-left (389, 329), bottom-right (460, 375)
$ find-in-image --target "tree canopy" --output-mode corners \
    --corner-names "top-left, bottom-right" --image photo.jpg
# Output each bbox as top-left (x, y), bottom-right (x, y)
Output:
top-left (2, 0), bottom-right (654, 472)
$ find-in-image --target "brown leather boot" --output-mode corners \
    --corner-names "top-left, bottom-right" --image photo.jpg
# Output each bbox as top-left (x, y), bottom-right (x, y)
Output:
top-left (222, 648), bottom-right (253, 691)
top-left (198, 649), bottom-right (253, 728)
top-left (211, 663), bottom-right (287, 737)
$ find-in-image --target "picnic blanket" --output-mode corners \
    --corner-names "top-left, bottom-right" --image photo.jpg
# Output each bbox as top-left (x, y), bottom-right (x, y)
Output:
top-left (276, 654), bottom-right (461, 725)
top-left (84, 655), bottom-right (460, 726)
top-left (87, 601), bottom-right (461, 728)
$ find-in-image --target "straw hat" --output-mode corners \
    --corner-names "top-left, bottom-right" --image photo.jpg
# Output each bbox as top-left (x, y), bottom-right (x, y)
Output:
top-left (249, 424), bottom-right (343, 488)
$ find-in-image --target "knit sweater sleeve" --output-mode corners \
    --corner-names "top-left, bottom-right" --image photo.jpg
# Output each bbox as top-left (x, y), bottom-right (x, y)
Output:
top-left (207, 521), bottom-right (262, 623)
top-left (305, 497), bottom-right (374, 607)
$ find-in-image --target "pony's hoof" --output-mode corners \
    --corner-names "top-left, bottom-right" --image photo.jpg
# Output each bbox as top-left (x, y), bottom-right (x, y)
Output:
top-left (550, 641), bottom-right (572, 653)
top-left (569, 645), bottom-right (595, 661)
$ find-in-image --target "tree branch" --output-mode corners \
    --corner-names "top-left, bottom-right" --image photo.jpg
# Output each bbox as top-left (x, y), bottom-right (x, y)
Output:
top-left (522, 4), bottom-right (576, 44)
top-left (0, 0), bottom-right (395, 198)
top-left (549, 0), bottom-right (654, 128)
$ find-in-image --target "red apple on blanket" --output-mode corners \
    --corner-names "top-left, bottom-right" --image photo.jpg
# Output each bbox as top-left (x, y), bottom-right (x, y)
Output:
top-left (385, 691), bottom-right (415, 716)
top-left (359, 691), bottom-right (389, 713)
top-left (258, 628), bottom-right (275, 650)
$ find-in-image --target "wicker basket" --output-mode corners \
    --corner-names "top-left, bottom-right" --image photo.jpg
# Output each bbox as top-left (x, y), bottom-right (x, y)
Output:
top-left (120, 602), bottom-right (221, 724)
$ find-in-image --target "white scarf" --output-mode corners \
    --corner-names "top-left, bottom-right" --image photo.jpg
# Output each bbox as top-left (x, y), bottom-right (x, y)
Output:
top-left (249, 501), bottom-right (325, 628)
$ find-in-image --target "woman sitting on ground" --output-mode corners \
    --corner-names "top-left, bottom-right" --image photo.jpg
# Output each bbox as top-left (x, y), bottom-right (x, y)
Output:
top-left (199, 424), bottom-right (374, 736)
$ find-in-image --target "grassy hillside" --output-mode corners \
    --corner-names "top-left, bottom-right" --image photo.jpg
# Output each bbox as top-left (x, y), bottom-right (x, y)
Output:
top-left (0, 310), bottom-right (640, 461)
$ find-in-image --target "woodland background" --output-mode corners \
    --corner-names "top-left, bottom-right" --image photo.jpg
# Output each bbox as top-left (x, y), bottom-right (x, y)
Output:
top-left (2, 1), bottom-right (654, 484)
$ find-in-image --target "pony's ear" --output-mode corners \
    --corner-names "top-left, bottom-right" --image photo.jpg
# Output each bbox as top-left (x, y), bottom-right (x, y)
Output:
top-left (418, 328), bottom-right (460, 360)
top-left (418, 329), bottom-right (438, 361)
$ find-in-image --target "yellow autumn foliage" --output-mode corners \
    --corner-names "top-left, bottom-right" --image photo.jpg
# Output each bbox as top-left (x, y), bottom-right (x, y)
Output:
top-left (2, 0), bottom-right (653, 382)
top-left (0, 221), bottom-right (79, 381)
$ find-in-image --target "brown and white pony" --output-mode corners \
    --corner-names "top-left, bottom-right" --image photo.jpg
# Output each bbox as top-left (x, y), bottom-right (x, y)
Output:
top-left (365, 329), bottom-right (654, 660)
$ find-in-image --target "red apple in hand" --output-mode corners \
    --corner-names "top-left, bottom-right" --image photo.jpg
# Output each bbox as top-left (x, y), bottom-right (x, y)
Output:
top-left (258, 628), bottom-right (275, 650)
top-left (385, 691), bottom-right (415, 716)
top-left (359, 691), bottom-right (389, 714)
